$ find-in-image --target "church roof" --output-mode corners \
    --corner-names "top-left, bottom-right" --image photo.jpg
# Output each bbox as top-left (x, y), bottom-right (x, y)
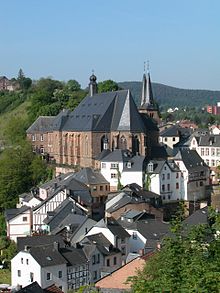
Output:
top-left (53, 90), bottom-right (147, 133)
top-left (26, 116), bottom-right (55, 133)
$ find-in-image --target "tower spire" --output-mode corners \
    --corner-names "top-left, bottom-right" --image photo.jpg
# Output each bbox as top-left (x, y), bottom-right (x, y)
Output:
top-left (89, 70), bottom-right (98, 96)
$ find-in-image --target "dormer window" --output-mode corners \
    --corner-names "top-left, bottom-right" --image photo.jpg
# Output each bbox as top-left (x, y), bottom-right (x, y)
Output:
top-left (127, 161), bottom-right (132, 168)
top-left (148, 163), bottom-right (153, 172)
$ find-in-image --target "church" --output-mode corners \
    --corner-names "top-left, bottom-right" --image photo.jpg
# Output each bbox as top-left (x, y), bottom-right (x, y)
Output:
top-left (27, 70), bottom-right (162, 168)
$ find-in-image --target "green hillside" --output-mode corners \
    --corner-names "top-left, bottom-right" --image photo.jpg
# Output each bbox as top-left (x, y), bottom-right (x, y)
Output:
top-left (118, 81), bottom-right (220, 110)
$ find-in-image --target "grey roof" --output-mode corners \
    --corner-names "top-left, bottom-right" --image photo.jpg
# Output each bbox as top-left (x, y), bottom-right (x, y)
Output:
top-left (81, 233), bottom-right (121, 256)
top-left (52, 109), bottom-right (71, 131)
top-left (196, 134), bottom-right (220, 147)
top-left (17, 235), bottom-right (66, 252)
top-left (183, 206), bottom-right (208, 226)
top-left (73, 167), bottom-right (109, 185)
top-left (5, 205), bottom-right (30, 221)
top-left (16, 281), bottom-right (44, 293)
top-left (84, 233), bottom-right (112, 247)
top-left (28, 244), bottom-right (67, 267)
top-left (160, 125), bottom-right (192, 138)
top-left (43, 197), bottom-right (86, 228)
top-left (53, 90), bottom-right (148, 132)
top-left (94, 218), bottom-right (130, 239)
top-left (121, 209), bottom-right (143, 220)
top-left (174, 149), bottom-right (208, 171)
top-left (50, 214), bottom-right (87, 235)
top-left (60, 246), bottom-right (87, 266)
top-left (26, 116), bottom-right (55, 133)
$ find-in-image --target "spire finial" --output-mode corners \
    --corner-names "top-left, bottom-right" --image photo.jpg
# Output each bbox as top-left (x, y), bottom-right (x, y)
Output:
top-left (92, 69), bottom-right (94, 75)
top-left (144, 61), bottom-right (146, 74)
top-left (147, 60), bottom-right (150, 73)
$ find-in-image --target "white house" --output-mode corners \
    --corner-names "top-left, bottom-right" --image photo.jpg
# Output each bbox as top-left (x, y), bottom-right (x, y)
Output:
top-left (11, 244), bottom-right (68, 292)
top-left (146, 159), bottom-right (183, 202)
top-left (5, 206), bottom-right (32, 242)
top-left (174, 149), bottom-right (210, 201)
top-left (100, 149), bottom-right (145, 191)
top-left (190, 134), bottom-right (220, 182)
top-left (17, 192), bottom-right (42, 208)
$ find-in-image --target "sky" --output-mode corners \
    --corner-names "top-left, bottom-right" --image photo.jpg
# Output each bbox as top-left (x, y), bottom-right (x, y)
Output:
top-left (0, 0), bottom-right (220, 90)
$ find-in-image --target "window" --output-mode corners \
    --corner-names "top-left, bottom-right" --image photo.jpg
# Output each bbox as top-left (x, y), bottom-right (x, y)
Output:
top-left (212, 160), bottom-right (215, 167)
top-left (32, 134), bottom-right (36, 141)
top-left (93, 271), bottom-right (97, 280)
top-left (47, 272), bottom-right (51, 280)
top-left (106, 185), bottom-right (108, 191)
top-left (121, 247), bottom-right (126, 255)
top-left (40, 134), bottom-right (44, 141)
top-left (162, 184), bottom-right (165, 192)
top-left (167, 184), bottom-right (170, 191)
top-left (111, 163), bottom-right (118, 169)
top-left (93, 186), bottom-right (97, 191)
top-left (205, 148), bottom-right (209, 156)
top-left (206, 159), bottom-right (210, 166)
top-left (176, 173), bottom-right (179, 178)
top-left (23, 217), bottom-right (27, 222)
top-left (58, 271), bottom-right (62, 278)
top-left (111, 173), bottom-right (117, 178)
top-left (173, 137), bottom-right (176, 141)
top-left (162, 174), bottom-right (165, 180)
top-left (148, 163), bottom-right (153, 172)
top-left (30, 272), bottom-right (34, 282)
top-left (176, 182), bottom-right (179, 189)
top-left (101, 163), bottom-right (106, 168)
top-left (113, 257), bottom-right (117, 265)
top-left (21, 258), bottom-right (23, 264)
top-left (100, 185), bottom-right (103, 191)
top-left (200, 181), bottom-right (204, 186)
top-left (201, 148), bottom-right (205, 156)
top-left (92, 255), bottom-right (96, 264)
top-left (168, 195), bottom-right (171, 200)
top-left (106, 259), bottom-right (110, 267)
top-left (26, 259), bottom-right (29, 265)
top-left (211, 148), bottom-right (215, 156)
top-left (132, 232), bottom-right (137, 240)
top-left (97, 254), bottom-right (100, 264)
top-left (18, 270), bottom-right (21, 277)
top-left (167, 173), bottom-right (170, 180)
top-left (164, 137), bottom-right (167, 142)
top-left (217, 148), bottom-right (220, 157)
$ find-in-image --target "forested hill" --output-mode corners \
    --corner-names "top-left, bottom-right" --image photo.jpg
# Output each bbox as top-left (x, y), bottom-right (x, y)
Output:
top-left (118, 81), bottom-right (220, 109)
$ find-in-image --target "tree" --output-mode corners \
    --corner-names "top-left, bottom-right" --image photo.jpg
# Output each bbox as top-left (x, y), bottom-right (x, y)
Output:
top-left (98, 80), bottom-right (119, 93)
top-left (129, 208), bottom-right (220, 292)
top-left (66, 79), bottom-right (81, 92)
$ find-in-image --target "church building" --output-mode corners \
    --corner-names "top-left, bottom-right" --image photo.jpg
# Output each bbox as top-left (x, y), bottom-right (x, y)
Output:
top-left (27, 72), bottom-right (161, 168)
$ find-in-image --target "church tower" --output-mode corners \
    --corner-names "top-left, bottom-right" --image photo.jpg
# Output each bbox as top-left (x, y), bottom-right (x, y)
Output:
top-left (89, 71), bottom-right (98, 96)
top-left (139, 62), bottom-right (160, 124)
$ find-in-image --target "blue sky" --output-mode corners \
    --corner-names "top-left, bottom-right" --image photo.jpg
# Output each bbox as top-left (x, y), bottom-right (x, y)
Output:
top-left (1, 0), bottom-right (219, 90)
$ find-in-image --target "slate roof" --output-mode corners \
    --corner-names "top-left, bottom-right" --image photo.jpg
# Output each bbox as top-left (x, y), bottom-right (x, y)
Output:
top-left (84, 232), bottom-right (112, 247)
top-left (52, 90), bottom-right (147, 133)
top-left (174, 149), bottom-right (208, 171)
top-left (26, 116), bottom-right (55, 133)
top-left (28, 244), bottom-right (67, 267)
top-left (17, 235), bottom-right (66, 252)
top-left (43, 197), bottom-right (86, 229)
top-left (73, 167), bottom-right (109, 185)
top-left (94, 218), bottom-right (130, 239)
top-left (52, 109), bottom-right (71, 131)
top-left (5, 205), bottom-right (30, 221)
top-left (160, 125), bottom-right (192, 138)
top-left (60, 246), bottom-right (87, 266)
top-left (197, 134), bottom-right (220, 147)
top-left (16, 281), bottom-right (44, 293)
top-left (183, 206), bottom-right (208, 226)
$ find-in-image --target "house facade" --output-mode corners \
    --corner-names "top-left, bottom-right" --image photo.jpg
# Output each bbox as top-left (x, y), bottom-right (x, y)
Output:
top-left (5, 206), bottom-right (32, 242)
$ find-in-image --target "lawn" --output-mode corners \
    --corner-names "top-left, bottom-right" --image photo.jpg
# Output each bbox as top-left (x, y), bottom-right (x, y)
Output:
top-left (0, 269), bottom-right (11, 284)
